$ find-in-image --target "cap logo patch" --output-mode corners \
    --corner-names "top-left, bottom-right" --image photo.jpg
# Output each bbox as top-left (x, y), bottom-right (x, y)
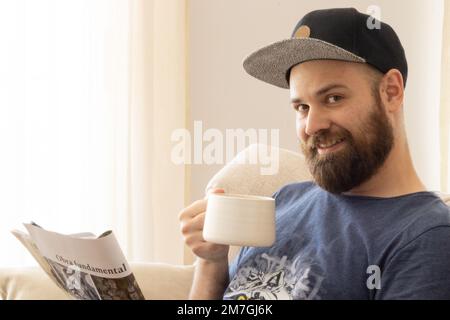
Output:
top-left (294, 25), bottom-right (310, 38)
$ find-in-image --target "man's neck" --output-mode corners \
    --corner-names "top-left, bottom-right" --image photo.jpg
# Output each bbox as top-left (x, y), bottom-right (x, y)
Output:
top-left (342, 140), bottom-right (427, 198)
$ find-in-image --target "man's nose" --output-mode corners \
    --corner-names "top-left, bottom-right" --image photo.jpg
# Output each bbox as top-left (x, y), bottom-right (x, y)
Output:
top-left (304, 107), bottom-right (331, 136)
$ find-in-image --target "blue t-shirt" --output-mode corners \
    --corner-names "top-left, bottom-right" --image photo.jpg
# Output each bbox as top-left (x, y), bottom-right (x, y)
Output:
top-left (224, 181), bottom-right (450, 300)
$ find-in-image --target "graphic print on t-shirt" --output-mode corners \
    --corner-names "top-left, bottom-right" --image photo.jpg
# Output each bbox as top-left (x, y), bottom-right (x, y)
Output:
top-left (224, 252), bottom-right (325, 300)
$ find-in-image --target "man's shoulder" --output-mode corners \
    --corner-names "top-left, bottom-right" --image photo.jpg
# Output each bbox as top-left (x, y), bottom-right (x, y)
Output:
top-left (274, 180), bottom-right (319, 198)
top-left (272, 180), bottom-right (324, 209)
top-left (399, 192), bottom-right (450, 238)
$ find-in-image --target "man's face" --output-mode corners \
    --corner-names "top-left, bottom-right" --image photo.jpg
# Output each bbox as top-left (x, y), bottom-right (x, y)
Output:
top-left (290, 60), bottom-right (394, 194)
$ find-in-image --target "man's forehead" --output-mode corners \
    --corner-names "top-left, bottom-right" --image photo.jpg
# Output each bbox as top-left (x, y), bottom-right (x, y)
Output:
top-left (289, 60), bottom-right (369, 97)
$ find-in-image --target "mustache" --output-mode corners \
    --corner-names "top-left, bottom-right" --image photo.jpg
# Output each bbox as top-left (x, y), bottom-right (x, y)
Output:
top-left (304, 129), bottom-right (351, 150)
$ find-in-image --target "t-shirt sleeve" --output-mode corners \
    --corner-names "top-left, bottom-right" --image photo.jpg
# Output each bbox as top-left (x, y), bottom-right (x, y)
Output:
top-left (376, 226), bottom-right (450, 300)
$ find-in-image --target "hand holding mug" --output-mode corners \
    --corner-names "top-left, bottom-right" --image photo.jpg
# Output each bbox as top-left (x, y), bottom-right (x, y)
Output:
top-left (178, 188), bottom-right (230, 262)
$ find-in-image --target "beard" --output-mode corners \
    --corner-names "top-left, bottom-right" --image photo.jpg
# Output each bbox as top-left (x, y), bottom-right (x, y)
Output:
top-left (300, 92), bottom-right (394, 194)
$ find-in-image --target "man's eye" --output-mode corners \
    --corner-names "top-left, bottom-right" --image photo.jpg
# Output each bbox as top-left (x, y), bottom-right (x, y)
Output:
top-left (294, 104), bottom-right (309, 113)
top-left (327, 95), bottom-right (343, 104)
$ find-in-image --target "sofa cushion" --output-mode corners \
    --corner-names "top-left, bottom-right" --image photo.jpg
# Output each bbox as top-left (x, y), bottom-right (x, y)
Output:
top-left (132, 262), bottom-right (194, 300)
top-left (206, 144), bottom-right (311, 197)
top-left (0, 266), bottom-right (67, 300)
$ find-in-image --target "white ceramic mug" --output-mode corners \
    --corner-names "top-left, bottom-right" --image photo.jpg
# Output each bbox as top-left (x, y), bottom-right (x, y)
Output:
top-left (203, 193), bottom-right (276, 247)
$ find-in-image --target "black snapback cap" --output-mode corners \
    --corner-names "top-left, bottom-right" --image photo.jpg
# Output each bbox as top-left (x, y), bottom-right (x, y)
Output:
top-left (243, 8), bottom-right (408, 89)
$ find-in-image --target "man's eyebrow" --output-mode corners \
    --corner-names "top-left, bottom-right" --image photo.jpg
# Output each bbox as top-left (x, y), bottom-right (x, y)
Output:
top-left (290, 84), bottom-right (350, 104)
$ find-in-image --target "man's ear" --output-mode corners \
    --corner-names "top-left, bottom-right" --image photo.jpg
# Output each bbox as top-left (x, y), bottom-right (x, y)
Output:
top-left (379, 69), bottom-right (404, 113)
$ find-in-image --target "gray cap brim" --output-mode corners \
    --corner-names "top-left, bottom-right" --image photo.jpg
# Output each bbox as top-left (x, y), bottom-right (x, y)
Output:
top-left (243, 38), bottom-right (366, 89)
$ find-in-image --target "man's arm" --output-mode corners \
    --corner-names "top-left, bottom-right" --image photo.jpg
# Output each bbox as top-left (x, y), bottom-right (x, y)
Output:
top-left (189, 258), bottom-right (229, 300)
top-left (179, 188), bottom-right (230, 300)
top-left (376, 226), bottom-right (450, 299)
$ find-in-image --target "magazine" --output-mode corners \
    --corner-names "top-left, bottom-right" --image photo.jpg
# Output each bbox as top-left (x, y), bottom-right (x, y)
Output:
top-left (11, 222), bottom-right (145, 300)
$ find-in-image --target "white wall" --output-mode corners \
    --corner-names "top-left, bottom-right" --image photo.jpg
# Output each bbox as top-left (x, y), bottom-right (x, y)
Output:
top-left (188, 0), bottom-right (444, 201)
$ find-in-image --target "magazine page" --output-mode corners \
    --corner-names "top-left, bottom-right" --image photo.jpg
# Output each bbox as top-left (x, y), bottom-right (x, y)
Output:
top-left (23, 223), bottom-right (145, 300)
top-left (11, 229), bottom-right (70, 295)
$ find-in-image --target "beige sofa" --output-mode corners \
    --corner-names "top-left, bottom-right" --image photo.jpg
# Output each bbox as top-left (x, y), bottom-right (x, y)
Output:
top-left (1, 144), bottom-right (449, 299)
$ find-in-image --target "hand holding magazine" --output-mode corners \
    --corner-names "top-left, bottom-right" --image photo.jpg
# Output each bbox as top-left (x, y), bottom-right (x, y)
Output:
top-left (12, 223), bottom-right (145, 300)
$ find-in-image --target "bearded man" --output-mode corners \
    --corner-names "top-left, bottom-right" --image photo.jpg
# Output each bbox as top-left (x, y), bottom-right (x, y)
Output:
top-left (179, 8), bottom-right (450, 300)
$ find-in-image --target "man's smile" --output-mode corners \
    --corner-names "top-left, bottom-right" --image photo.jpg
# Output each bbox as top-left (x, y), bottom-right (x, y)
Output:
top-left (316, 138), bottom-right (346, 155)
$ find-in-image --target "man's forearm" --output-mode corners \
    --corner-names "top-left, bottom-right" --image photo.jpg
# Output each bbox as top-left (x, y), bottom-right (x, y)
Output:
top-left (189, 258), bottom-right (229, 300)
